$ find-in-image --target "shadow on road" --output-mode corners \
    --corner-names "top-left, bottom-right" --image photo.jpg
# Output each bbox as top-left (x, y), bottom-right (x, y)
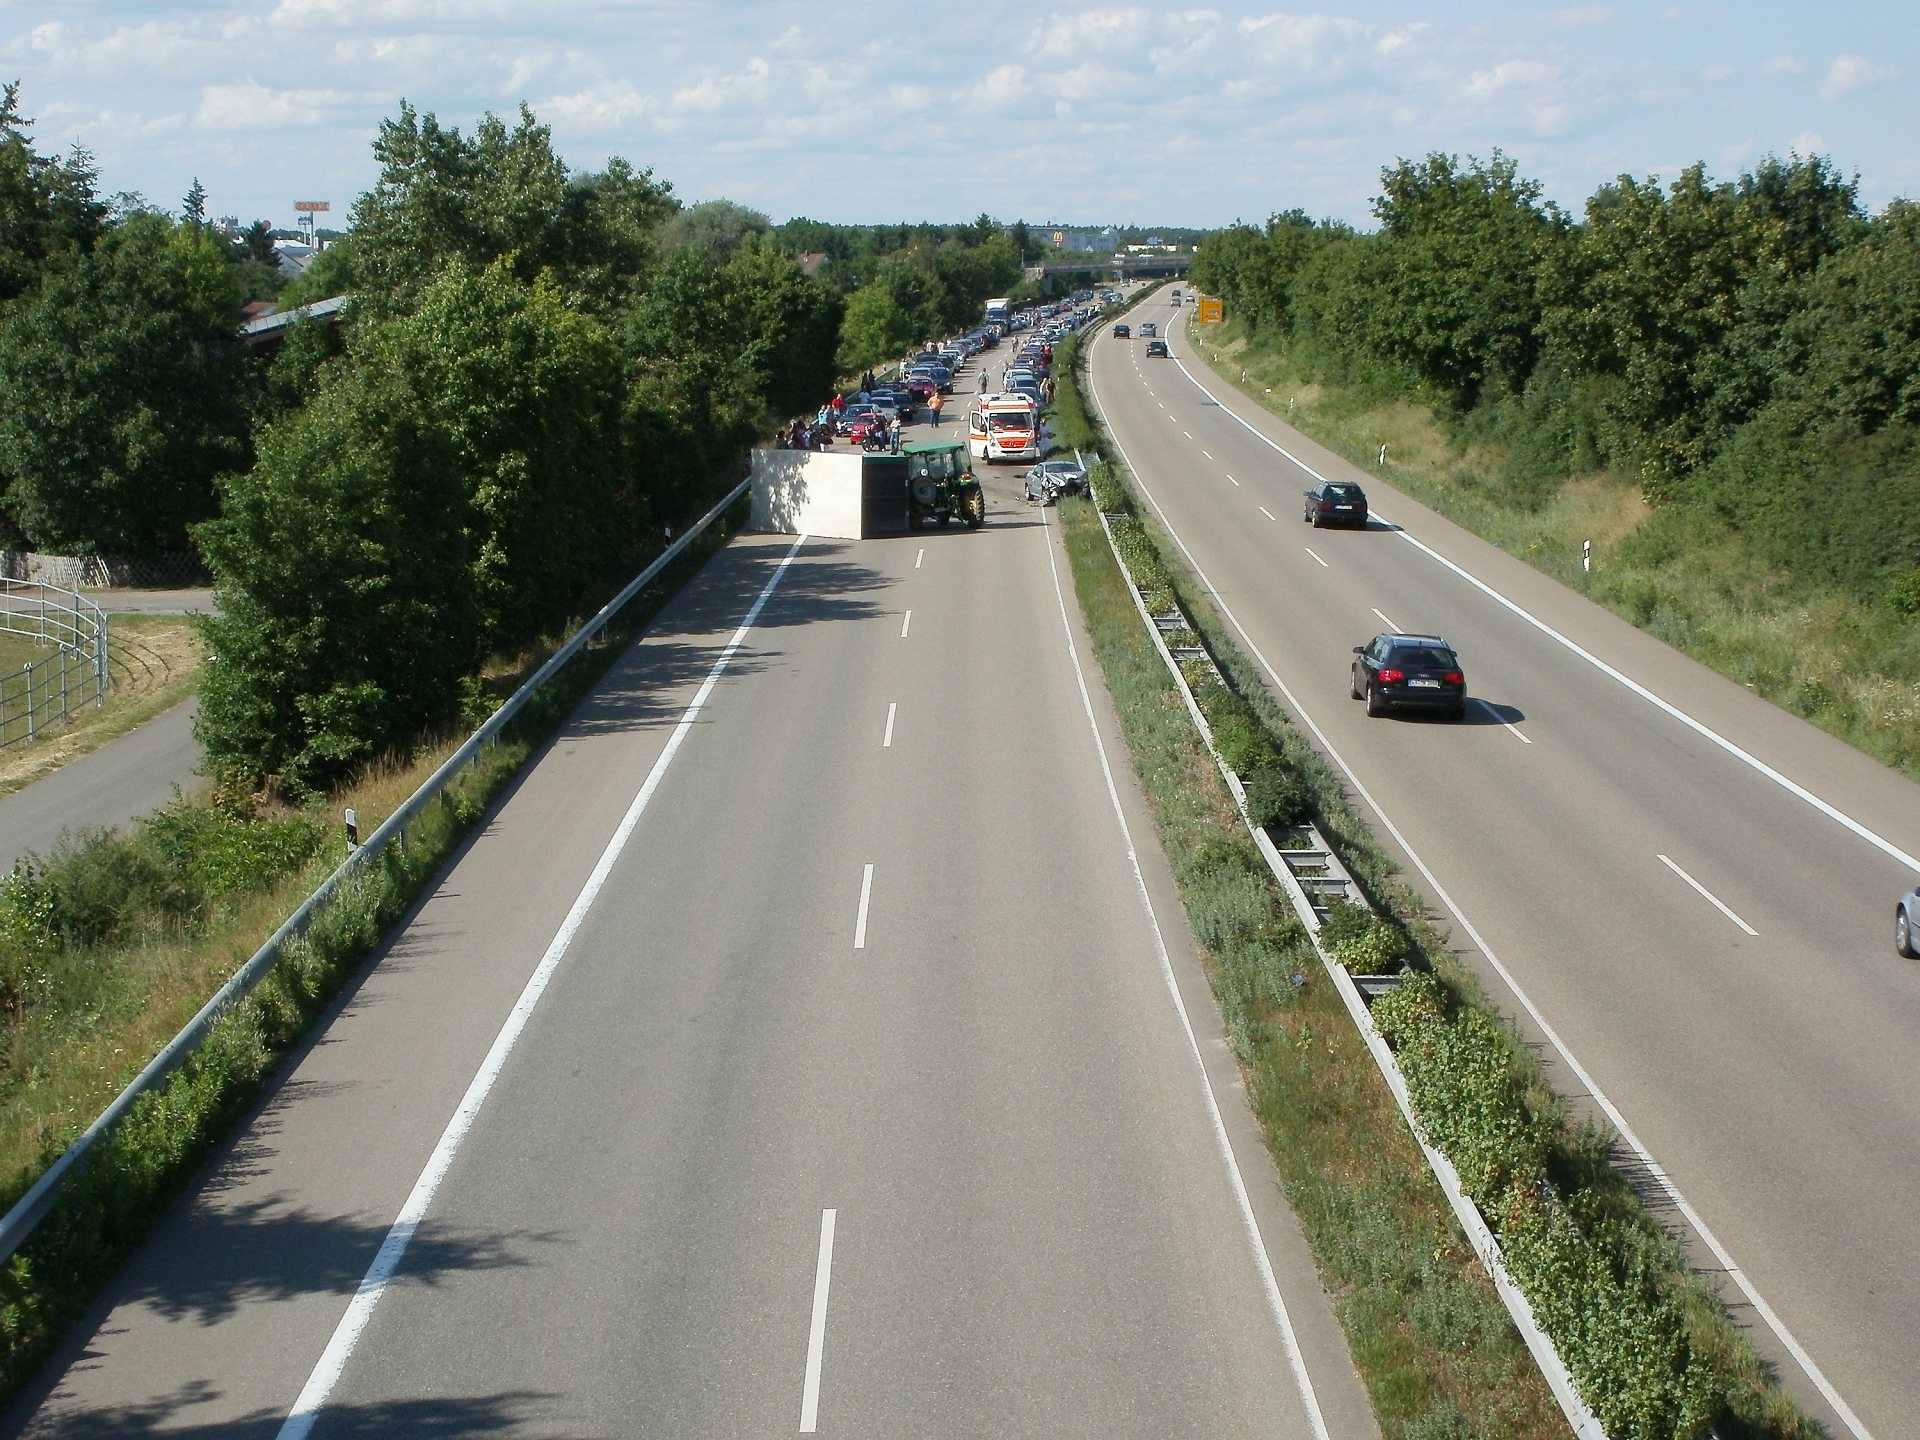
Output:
top-left (16, 1385), bottom-right (577, 1439)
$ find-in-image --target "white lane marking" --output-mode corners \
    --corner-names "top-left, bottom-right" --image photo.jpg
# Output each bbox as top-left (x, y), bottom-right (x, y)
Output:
top-left (1371, 607), bottom-right (1397, 631)
top-left (900, 609), bottom-right (912, 639)
top-left (1258, 506), bottom-right (1276, 522)
top-left (1036, 509), bottom-right (1335, 1440)
top-left (883, 702), bottom-right (896, 748)
top-left (1202, 450), bottom-right (1213, 460)
top-left (915, 547), bottom-right (924, 569)
top-left (1304, 548), bottom-right (1328, 569)
top-left (1227, 475), bottom-right (1240, 487)
top-left (1183, 430), bottom-right (1194, 439)
top-left (1659, 854), bottom-right (1759, 936)
top-left (853, 864), bottom-right (874, 949)
top-left (1168, 354), bottom-right (1920, 876)
top-left (276, 534), bottom-right (812, 1440)
top-left (1474, 698), bottom-right (1532, 743)
top-left (799, 1208), bottom-right (837, 1433)
top-left (1086, 364), bottom-right (1877, 1440)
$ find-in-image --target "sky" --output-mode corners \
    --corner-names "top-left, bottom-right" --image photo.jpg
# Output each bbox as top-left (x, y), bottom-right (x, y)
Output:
top-left (1, 2), bottom-right (1913, 236)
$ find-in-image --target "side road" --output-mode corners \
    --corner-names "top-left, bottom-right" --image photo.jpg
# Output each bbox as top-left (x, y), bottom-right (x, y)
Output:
top-left (1, 589), bottom-right (213, 874)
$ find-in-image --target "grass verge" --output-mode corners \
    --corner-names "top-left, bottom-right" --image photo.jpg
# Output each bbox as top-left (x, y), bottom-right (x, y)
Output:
top-left (0, 498), bottom-right (743, 1403)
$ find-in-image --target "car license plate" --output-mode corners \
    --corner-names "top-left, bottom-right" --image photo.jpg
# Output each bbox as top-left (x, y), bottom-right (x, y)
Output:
top-left (1334, 503), bottom-right (1353, 510)
top-left (1409, 678), bottom-right (1440, 688)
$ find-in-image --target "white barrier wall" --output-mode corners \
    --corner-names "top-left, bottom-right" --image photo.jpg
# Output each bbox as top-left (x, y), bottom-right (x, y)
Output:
top-left (749, 450), bottom-right (867, 539)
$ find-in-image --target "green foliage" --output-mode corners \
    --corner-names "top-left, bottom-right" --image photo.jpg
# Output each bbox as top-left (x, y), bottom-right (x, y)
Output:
top-left (0, 212), bottom-right (250, 554)
top-left (0, 82), bottom-right (106, 306)
top-left (1498, 1192), bottom-right (1720, 1440)
top-left (385, 261), bottom-right (627, 647)
top-left (1330, 918), bottom-right (1410, 976)
top-left (661, 199), bottom-right (772, 264)
top-left (1368, 968), bottom-right (1450, 1046)
top-left (1243, 759), bottom-right (1313, 829)
top-left (194, 331), bottom-right (478, 794)
top-left (346, 102), bottom-right (676, 318)
top-left (1367, 152), bottom-right (1565, 410)
top-left (0, 800), bottom-right (322, 981)
top-left (1316, 896), bottom-right (1375, 951)
top-left (1396, 1005), bottom-right (1548, 1204)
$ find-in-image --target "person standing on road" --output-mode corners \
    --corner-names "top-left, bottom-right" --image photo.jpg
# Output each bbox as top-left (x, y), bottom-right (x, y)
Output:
top-left (929, 391), bottom-right (944, 427)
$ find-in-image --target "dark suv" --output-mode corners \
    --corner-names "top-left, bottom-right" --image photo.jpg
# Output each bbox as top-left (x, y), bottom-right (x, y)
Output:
top-left (1351, 633), bottom-right (1467, 719)
top-left (1304, 479), bottom-right (1368, 528)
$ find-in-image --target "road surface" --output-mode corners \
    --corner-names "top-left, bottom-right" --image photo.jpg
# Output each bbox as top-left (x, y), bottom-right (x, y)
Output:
top-left (1088, 293), bottom-right (1920, 1439)
top-left (5, 357), bottom-right (1374, 1438)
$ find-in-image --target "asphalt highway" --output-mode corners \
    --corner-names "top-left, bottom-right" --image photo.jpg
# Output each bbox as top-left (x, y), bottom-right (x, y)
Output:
top-left (1089, 294), bottom-right (1920, 1439)
top-left (5, 372), bottom-right (1375, 1437)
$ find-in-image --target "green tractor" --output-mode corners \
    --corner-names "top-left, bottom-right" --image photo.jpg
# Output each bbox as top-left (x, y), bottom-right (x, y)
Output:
top-left (902, 440), bottom-right (985, 530)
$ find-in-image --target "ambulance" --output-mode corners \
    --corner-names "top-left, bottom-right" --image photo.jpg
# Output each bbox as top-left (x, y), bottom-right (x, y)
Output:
top-left (966, 393), bottom-right (1043, 463)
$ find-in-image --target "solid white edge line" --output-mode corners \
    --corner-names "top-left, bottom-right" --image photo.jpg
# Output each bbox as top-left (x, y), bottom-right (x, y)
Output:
top-left (799, 1207), bottom-right (837, 1433)
top-left (276, 533), bottom-right (812, 1440)
top-left (854, 863), bottom-right (874, 950)
top-left (1037, 507), bottom-right (1334, 1440)
top-left (900, 609), bottom-right (912, 639)
top-left (1659, 854), bottom-right (1760, 937)
top-left (883, 701), bottom-right (897, 749)
top-left (1089, 353), bottom-right (1877, 1440)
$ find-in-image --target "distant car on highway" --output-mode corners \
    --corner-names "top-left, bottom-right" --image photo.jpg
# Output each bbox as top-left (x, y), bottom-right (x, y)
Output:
top-left (1113, 323), bottom-right (1131, 338)
top-left (1351, 633), bottom-right (1467, 720)
top-left (1897, 884), bottom-right (1920, 956)
top-left (1140, 322), bottom-right (1158, 338)
top-left (1303, 479), bottom-right (1369, 528)
top-left (1145, 339), bottom-right (1169, 358)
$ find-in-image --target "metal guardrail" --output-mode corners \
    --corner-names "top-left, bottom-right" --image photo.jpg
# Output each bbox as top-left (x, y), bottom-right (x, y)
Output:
top-left (0, 477), bottom-right (749, 1262)
top-left (1093, 499), bottom-right (1608, 1440)
top-left (0, 580), bottom-right (109, 752)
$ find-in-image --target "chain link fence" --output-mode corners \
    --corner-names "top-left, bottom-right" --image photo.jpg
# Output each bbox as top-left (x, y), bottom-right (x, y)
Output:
top-left (0, 580), bottom-right (111, 751)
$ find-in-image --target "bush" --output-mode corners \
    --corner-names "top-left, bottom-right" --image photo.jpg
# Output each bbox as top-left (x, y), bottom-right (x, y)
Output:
top-left (1331, 919), bottom-right (1410, 976)
top-left (1396, 1006), bottom-right (1547, 1206)
top-left (1369, 968), bottom-right (1449, 1044)
top-left (1317, 895), bottom-right (1375, 951)
top-left (1244, 760), bottom-right (1313, 828)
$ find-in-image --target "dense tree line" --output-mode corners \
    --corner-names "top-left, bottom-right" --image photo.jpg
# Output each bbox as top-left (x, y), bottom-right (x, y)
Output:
top-left (1191, 151), bottom-right (1919, 611)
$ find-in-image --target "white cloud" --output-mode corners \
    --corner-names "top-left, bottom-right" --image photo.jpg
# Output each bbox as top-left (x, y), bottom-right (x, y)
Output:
top-left (1788, 129), bottom-right (1825, 156)
top-left (1462, 58), bottom-right (1562, 101)
top-left (1699, 62), bottom-right (1731, 81)
top-left (1821, 53), bottom-right (1896, 100)
top-left (1762, 55), bottom-right (1802, 77)
top-left (1550, 7), bottom-right (1611, 25)
top-left (669, 56), bottom-right (773, 116)
top-left (537, 80), bottom-right (650, 130)
top-left (1030, 7), bottom-right (1156, 64)
top-left (980, 64), bottom-right (1028, 103)
top-left (194, 81), bottom-right (366, 132)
